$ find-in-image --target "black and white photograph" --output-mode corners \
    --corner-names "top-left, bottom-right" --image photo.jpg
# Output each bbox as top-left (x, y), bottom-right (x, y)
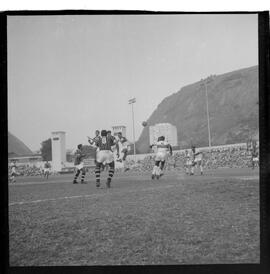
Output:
top-left (3, 10), bottom-right (269, 269)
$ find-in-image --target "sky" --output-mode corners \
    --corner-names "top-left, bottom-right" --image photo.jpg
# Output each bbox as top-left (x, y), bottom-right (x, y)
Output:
top-left (7, 14), bottom-right (258, 151)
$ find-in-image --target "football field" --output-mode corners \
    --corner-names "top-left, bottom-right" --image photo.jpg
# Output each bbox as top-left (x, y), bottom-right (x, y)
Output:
top-left (8, 168), bottom-right (259, 266)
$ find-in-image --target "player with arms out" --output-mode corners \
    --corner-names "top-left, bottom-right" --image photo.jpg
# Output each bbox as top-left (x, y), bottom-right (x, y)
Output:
top-left (116, 132), bottom-right (131, 172)
top-left (73, 144), bottom-right (87, 184)
top-left (150, 136), bottom-right (172, 179)
top-left (90, 129), bottom-right (119, 188)
top-left (88, 130), bottom-right (102, 164)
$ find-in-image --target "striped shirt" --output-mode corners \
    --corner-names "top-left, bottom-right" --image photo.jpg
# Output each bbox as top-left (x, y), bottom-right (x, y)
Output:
top-left (96, 136), bottom-right (115, 151)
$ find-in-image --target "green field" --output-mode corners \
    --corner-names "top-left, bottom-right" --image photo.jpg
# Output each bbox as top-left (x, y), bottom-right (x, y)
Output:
top-left (8, 168), bottom-right (259, 265)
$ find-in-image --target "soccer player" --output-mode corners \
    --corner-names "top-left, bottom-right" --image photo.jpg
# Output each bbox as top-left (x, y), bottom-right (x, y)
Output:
top-left (190, 145), bottom-right (203, 175)
top-left (116, 132), bottom-right (131, 172)
top-left (88, 130), bottom-right (102, 161)
top-left (73, 144), bottom-right (87, 184)
top-left (44, 161), bottom-right (51, 180)
top-left (10, 162), bottom-right (17, 183)
top-left (90, 129), bottom-right (118, 188)
top-left (184, 149), bottom-right (193, 175)
top-left (150, 136), bottom-right (172, 179)
top-left (251, 141), bottom-right (259, 169)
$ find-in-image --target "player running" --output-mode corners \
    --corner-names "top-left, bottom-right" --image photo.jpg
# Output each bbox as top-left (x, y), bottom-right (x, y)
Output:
top-left (73, 144), bottom-right (87, 184)
top-left (43, 161), bottom-right (51, 180)
top-left (116, 132), bottom-right (131, 172)
top-left (150, 136), bottom-right (172, 179)
top-left (90, 129), bottom-right (118, 188)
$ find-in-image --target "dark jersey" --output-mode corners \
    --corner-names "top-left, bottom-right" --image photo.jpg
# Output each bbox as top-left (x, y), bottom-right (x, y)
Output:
top-left (74, 149), bottom-right (86, 165)
top-left (96, 136), bottom-right (115, 151)
top-left (118, 136), bottom-right (128, 144)
top-left (93, 136), bottom-right (102, 144)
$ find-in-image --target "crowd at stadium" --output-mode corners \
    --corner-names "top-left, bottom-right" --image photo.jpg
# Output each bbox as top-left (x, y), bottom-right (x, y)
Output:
top-left (8, 164), bottom-right (43, 177)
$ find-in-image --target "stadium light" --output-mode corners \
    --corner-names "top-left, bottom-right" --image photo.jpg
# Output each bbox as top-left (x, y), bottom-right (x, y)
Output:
top-left (128, 98), bottom-right (136, 155)
top-left (200, 77), bottom-right (213, 148)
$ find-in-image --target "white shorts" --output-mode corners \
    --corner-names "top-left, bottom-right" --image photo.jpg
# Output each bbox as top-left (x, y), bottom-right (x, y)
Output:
top-left (96, 150), bottom-right (114, 164)
top-left (194, 158), bottom-right (202, 165)
top-left (155, 151), bottom-right (168, 162)
top-left (44, 168), bottom-right (50, 173)
top-left (75, 163), bottom-right (84, 170)
top-left (253, 157), bottom-right (259, 162)
top-left (186, 160), bottom-right (192, 166)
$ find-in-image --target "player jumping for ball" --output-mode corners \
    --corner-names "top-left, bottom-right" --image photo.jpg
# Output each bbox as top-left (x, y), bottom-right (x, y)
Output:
top-left (116, 132), bottom-right (131, 172)
top-left (73, 144), bottom-right (87, 184)
top-left (88, 130), bottom-right (101, 163)
top-left (150, 136), bottom-right (172, 179)
top-left (90, 129), bottom-right (118, 188)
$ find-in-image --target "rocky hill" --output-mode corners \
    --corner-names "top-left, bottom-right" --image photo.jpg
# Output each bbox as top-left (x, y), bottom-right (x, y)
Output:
top-left (8, 132), bottom-right (33, 157)
top-left (137, 65), bottom-right (258, 153)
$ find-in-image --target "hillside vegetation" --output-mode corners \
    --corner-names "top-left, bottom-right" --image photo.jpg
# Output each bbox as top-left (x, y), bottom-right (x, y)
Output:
top-left (137, 66), bottom-right (258, 153)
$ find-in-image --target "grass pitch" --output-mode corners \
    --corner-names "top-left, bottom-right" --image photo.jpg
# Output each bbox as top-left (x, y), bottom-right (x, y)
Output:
top-left (8, 168), bottom-right (259, 265)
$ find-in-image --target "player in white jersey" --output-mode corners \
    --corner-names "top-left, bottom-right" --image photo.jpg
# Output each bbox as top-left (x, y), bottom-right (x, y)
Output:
top-left (150, 136), bottom-right (172, 179)
top-left (190, 145), bottom-right (203, 175)
top-left (43, 161), bottom-right (51, 180)
top-left (184, 150), bottom-right (193, 175)
top-left (116, 132), bottom-right (131, 172)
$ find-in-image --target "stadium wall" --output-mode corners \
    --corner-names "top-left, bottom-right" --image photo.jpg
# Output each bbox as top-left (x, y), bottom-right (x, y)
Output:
top-left (126, 142), bottom-right (248, 162)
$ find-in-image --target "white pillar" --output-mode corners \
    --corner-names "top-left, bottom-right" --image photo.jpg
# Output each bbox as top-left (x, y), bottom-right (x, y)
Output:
top-left (51, 131), bottom-right (66, 172)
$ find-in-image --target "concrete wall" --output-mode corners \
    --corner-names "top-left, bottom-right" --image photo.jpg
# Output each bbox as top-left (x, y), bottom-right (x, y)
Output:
top-left (51, 131), bottom-right (66, 171)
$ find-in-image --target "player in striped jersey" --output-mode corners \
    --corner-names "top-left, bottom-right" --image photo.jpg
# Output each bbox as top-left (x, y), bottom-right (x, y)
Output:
top-left (150, 136), bottom-right (172, 179)
top-left (88, 130), bottom-right (102, 164)
top-left (73, 144), bottom-right (87, 184)
top-left (90, 130), bottom-right (118, 188)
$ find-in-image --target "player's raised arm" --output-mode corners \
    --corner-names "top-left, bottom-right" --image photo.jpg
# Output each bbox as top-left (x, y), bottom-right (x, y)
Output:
top-left (87, 136), bottom-right (94, 145)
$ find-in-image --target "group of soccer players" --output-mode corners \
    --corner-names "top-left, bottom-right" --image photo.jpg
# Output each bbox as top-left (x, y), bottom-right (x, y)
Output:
top-left (72, 129), bottom-right (206, 187)
top-left (71, 129), bottom-right (260, 188)
top-left (72, 130), bottom-right (131, 187)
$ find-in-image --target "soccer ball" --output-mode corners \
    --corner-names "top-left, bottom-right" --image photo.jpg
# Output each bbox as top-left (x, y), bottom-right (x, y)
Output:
top-left (142, 121), bottom-right (147, 127)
